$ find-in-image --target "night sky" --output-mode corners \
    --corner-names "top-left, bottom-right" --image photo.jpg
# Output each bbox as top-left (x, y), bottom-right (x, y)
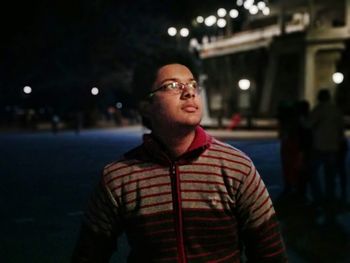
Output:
top-left (0, 0), bottom-right (251, 112)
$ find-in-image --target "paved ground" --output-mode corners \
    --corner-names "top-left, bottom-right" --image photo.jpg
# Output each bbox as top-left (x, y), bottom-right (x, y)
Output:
top-left (1, 126), bottom-right (349, 262)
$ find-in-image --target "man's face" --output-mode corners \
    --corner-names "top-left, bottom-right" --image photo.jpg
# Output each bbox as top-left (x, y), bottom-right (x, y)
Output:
top-left (146, 63), bottom-right (203, 131)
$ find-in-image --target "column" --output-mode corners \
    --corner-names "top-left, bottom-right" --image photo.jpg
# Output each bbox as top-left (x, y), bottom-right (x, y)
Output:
top-left (259, 52), bottom-right (278, 115)
top-left (303, 46), bottom-right (317, 106)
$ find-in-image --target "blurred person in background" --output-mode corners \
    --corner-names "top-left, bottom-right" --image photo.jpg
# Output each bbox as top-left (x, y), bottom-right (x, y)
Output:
top-left (337, 132), bottom-right (348, 206)
top-left (309, 89), bottom-right (345, 223)
top-left (296, 100), bottom-right (313, 202)
top-left (277, 101), bottom-right (303, 199)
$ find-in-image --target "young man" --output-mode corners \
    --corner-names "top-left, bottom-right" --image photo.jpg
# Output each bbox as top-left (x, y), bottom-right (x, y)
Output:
top-left (72, 51), bottom-right (287, 262)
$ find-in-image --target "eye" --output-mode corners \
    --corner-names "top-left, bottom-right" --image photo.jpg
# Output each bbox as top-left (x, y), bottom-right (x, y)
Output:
top-left (164, 82), bottom-right (179, 90)
top-left (189, 81), bottom-right (198, 89)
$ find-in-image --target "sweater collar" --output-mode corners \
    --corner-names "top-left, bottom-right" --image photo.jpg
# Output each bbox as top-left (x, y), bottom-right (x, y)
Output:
top-left (142, 126), bottom-right (212, 165)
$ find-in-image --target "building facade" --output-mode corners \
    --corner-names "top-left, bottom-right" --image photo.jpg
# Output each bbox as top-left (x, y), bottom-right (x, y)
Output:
top-left (199, 0), bottom-right (350, 120)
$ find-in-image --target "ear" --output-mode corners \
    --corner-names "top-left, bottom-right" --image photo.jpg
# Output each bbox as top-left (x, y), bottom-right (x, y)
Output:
top-left (138, 100), bottom-right (152, 118)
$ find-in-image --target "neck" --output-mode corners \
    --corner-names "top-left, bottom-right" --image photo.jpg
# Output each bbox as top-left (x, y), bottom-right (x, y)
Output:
top-left (153, 126), bottom-right (197, 158)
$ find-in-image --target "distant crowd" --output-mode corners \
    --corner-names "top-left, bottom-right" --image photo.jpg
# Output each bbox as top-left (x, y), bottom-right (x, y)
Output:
top-left (277, 88), bottom-right (348, 224)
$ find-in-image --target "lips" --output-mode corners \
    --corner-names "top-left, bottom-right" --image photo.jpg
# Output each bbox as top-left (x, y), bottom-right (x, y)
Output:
top-left (182, 104), bottom-right (199, 112)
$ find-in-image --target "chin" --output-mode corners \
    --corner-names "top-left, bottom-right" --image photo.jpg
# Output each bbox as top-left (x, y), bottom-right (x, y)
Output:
top-left (179, 117), bottom-right (202, 128)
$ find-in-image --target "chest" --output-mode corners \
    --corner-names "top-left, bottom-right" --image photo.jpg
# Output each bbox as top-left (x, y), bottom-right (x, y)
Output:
top-left (111, 162), bottom-right (242, 216)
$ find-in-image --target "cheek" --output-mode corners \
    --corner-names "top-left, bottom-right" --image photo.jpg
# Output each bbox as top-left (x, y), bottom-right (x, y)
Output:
top-left (151, 98), bottom-right (178, 118)
top-left (156, 97), bottom-right (178, 110)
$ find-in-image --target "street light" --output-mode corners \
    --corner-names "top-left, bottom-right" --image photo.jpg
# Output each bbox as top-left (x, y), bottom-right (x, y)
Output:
top-left (332, 72), bottom-right (344, 84)
top-left (23, 86), bottom-right (32, 94)
top-left (204, 15), bottom-right (217, 27)
top-left (172, 1), bottom-right (272, 46)
top-left (238, 79), bottom-right (251, 90)
top-left (167, 26), bottom-right (190, 47)
top-left (249, 5), bottom-right (259, 15)
top-left (244, 0), bottom-right (254, 10)
top-left (262, 7), bottom-right (270, 16)
top-left (167, 27), bottom-right (177, 36)
top-left (217, 18), bottom-right (227, 28)
top-left (217, 8), bottom-right (227, 17)
top-left (116, 102), bottom-right (123, 109)
top-left (196, 16), bottom-right (204, 23)
top-left (167, 27), bottom-right (189, 37)
top-left (257, 1), bottom-right (267, 10)
top-left (91, 87), bottom-right (99, 96)
top-left (238, 78), bottom-right (253, 128)
top-left (229, 9), bottom-right (239, 19)
top-left (179, 28), bottom-right (189, 37)
top-left (236, 0), bottom-right (243, 6)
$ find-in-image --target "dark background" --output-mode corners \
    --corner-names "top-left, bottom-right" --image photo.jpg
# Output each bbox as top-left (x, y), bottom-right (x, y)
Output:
top-left (0, 0), bottom-right (247, 108)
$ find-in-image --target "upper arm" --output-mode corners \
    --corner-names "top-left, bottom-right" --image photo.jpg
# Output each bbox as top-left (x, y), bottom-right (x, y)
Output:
top-left (236, 164), bottom-right (287, 262)
top-left (71, 180), bottom-right (124, 262)
top-left (84, 180), bottom-right (123, 237)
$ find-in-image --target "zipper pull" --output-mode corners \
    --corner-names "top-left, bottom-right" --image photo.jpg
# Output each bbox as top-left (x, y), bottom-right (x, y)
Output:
top-left (171, 164), bottom-right (176, 175)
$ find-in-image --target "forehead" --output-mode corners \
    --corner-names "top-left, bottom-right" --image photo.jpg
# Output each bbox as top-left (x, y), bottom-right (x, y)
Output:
top-left (155, 64), bottom-right (194, 82)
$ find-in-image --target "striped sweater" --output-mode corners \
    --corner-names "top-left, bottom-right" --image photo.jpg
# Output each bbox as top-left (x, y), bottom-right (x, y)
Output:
top-left (82, 126), bottom-right (287, 262)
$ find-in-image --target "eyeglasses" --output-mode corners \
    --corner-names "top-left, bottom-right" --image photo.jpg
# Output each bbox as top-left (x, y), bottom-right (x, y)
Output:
top-left (148, 80), bottom-right (201, 97)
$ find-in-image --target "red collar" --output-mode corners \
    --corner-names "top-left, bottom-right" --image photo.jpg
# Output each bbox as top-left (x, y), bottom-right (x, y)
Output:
top-left (139, 126), bottom-right (212, 165)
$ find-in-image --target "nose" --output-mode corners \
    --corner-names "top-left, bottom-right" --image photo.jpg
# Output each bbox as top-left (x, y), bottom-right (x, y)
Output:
top-left (181, 84), bottom-right (196, 99)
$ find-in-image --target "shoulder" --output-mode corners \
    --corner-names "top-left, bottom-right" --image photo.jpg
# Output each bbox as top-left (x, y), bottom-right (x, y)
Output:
top-left (205, 138), bottom-right (254, 174)
top-left (209, 138), bottom-right (252, 160)
top-left (102, 144), bottom-right (148, 184)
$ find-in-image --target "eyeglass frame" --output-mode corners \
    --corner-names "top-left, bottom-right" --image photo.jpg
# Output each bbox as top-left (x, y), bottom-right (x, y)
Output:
top-left (148, 80), bottom-right (201, 98)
